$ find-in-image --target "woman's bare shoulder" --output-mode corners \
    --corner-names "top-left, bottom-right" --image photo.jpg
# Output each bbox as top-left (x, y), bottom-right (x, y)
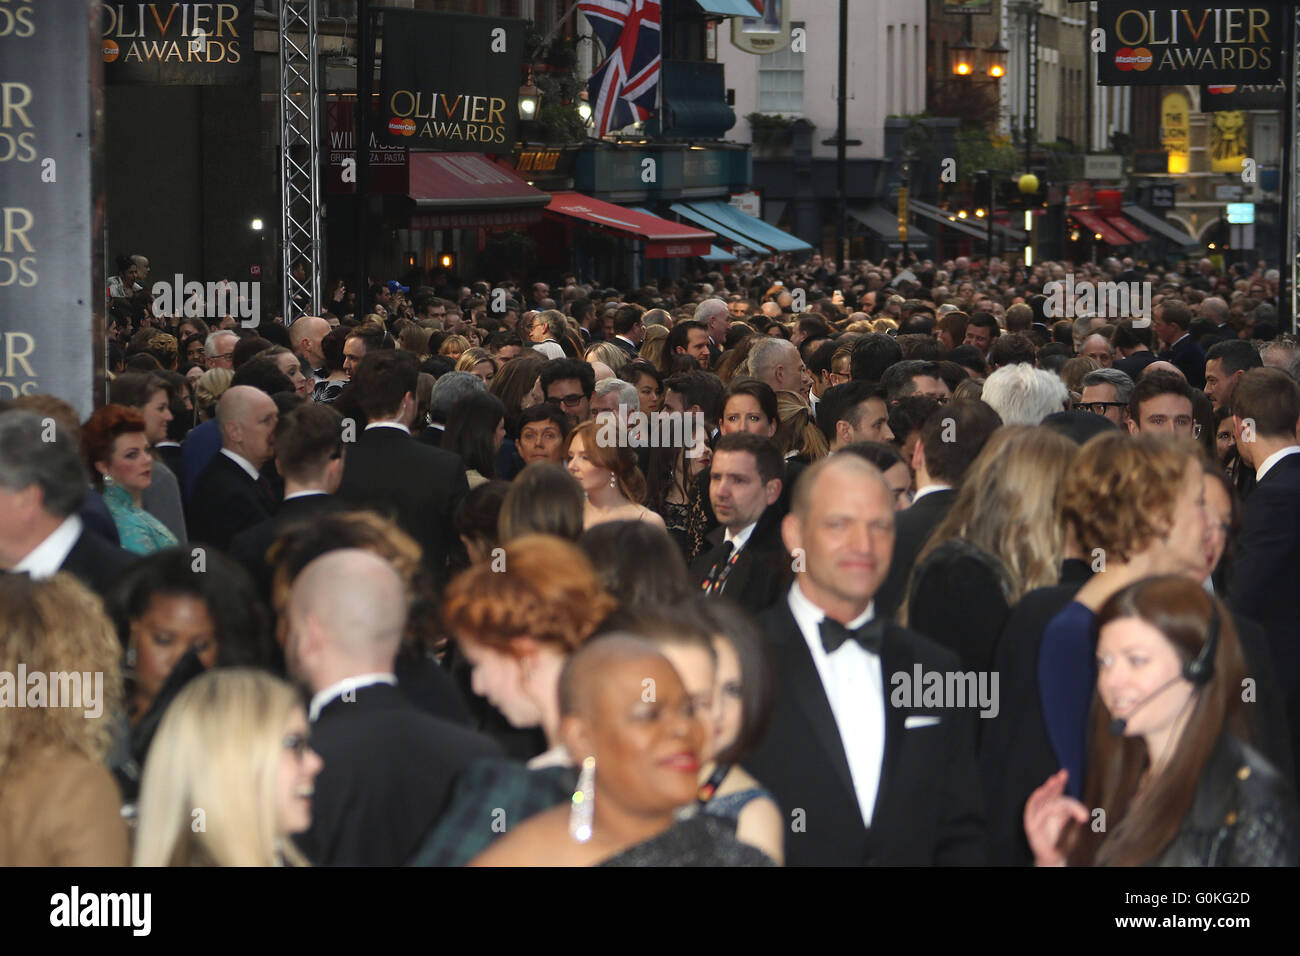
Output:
top-left (467, 805), bottom-right (573, 867)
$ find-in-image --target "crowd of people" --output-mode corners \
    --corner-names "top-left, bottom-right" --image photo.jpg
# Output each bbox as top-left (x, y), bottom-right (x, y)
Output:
top-left (2, 250), bottom-right (1299, 867)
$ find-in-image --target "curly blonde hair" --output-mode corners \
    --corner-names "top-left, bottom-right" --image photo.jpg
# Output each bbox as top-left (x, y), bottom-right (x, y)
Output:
top-left (0, 574), bottom-right (124, 779)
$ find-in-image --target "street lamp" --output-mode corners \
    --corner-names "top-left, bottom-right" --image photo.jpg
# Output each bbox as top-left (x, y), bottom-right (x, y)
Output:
top-left (949, 33), bottom-right (977, 77)
top-left (577, 89), bottom-right (592, 126)
top-left (985, 38), bottom-right (1009, 79)
top-left (518, 71), bottom-right (542, 120)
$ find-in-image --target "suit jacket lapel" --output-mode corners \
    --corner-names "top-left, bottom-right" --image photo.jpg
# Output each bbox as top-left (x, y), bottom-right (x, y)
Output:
top-left (872, 624), bottom-right (909, 821)
top-left (771, 602), bottom-right (858, 801)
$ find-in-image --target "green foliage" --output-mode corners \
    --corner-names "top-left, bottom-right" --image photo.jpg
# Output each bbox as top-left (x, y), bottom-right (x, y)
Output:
top-left (746, 112), bottom-right (793, 129)
top-left (521, 25), bottom-right (587, 144)
top-left (955, 128), bottom-right (1018, 176)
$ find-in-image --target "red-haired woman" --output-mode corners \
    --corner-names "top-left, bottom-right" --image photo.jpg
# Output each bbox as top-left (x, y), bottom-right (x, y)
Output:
top-left (409, 534), bottom-right (616, 866)
top-left (564, 419), bottom-right (665, 530)
top-left (1025, 576), bottom-right (1300, 866)
top-left (82, 405), bottom-right (178, 556)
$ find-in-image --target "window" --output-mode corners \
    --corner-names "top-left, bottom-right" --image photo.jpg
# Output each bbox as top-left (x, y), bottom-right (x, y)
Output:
top-left (757, 22), bottom-right (805, 115)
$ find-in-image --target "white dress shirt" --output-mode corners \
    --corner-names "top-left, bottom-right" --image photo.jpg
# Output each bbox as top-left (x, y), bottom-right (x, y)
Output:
top-left (1255, 445), bottom-right (1300, 483)
top-left (220, 448), bottom-right (261, 481)
top-left (787, 581), bottom-right (885, 826)
top-left (13, 515), bottom-right (83, 579)
top-left (309, 673), bottom-right (397, 723)
top-left (911, 483), bottom-right (951, 504)
top-left (723, 520), bottom-right (758, 555)
top-left (364, 420), bottom-right (410, 435)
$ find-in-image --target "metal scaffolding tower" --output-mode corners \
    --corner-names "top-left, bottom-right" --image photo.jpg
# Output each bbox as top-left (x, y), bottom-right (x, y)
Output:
top-left (1289, 6), bottom-right (1300, 333)
top-left (279, 0), bottom-right (322, 322)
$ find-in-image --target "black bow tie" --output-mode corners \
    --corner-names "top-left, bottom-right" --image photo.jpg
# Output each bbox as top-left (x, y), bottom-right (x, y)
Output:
top-left (819, 617), bottom-right (885, 655)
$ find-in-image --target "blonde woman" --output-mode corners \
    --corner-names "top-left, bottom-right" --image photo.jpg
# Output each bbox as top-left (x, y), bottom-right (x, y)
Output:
top-left (439, 334), bottom-right (471, 360)
top-left (194, 367), bottom-right (233, 422)
top-left (773, 390), bottom-right (828, 464)
top-left (0, 574), bottom-right (127, 865)
top-left (901, 426), bottom-right (1076, 672)
top-left (455, 346), bottom-right (498, 385)
top-left (638, 323), bottom-right (669, 370)
top-left (133, 669), bottom-right (322, 866)
top-left (585, 340), bottom-right (628, 377)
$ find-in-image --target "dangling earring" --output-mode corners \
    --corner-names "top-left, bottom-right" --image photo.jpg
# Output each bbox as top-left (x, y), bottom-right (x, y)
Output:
top-left (125, 644), bottom-right (137, 669)
top-left (608, 471), bottom-right (617, 489)
top-left (570, 755), bottom-right (596, 842)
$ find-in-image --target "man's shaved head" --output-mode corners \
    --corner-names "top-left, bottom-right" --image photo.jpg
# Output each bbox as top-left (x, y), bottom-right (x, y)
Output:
top-left (216, 384), bottom-right (274, 432)
top-left (1141, 360), bottom-right (1186, 381)
top-left (290, 548), bottom-right (407, 663)
top-left (792, 451), bottom-right (892, 520)
top-left (557, 632), bottom-right (667, 718)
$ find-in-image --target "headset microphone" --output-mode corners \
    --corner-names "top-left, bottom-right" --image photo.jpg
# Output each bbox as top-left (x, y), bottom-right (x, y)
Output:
top-left (1106, 603), bottom-right (1221, 736)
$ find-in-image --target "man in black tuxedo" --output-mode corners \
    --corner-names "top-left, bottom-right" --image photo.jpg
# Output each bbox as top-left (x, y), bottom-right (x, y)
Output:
top-left (229, 403), bottom-right (351, 601)
top-left (875, 400), bottom-right (1001, 617)
top-left (609, 304), bottom-right (644, 360)
top-left (286, 549), bottom-right (500, 866)
top-left (1153, 298), bottom-right (1206, 389)
top-left (0, 410), bottom-right (134, 598)
top-left (188, 385), bottom-right (280, 551)
top-left (1229, 368), bottom-right (1300, 770)
top-left (336, 350), bottom-right (469, 586)
top-left (745, 455), bottom-right (987, 866)
top-left (689, 434), bottom-right (788, 611)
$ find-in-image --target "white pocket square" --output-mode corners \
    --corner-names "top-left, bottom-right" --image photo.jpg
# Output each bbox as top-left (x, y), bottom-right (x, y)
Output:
top-left (904, 715), bottom-right (941, 729)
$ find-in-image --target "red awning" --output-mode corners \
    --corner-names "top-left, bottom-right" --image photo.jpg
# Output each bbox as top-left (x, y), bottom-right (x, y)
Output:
top-left (1104, 214), bottom-right (1151, 244)
top-left (407, 153), bottom-right (550, 228)
top-left (1072, 209), bottom-right (1132, 247)
top-left (544, 191), bottom-right (715, 259)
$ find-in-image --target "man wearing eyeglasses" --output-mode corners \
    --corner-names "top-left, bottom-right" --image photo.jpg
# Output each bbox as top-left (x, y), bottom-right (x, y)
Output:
top-left (539, 358), bottom-right (595, 428)
top-left (204, 330), bottom-right (238, 370)
top-left (1078, 368), bottom-right (1134, 428)
top-left (1126, 368), bottom-right (1199, 439)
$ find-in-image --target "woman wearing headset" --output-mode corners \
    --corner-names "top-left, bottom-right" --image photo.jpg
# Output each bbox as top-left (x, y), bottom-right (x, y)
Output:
top-left (1025, 575), bottom-right (1300, 866)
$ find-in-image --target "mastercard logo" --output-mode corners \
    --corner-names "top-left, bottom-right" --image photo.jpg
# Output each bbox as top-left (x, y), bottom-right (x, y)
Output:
top-left (103, 39), bottom-right (120, 62)
top-left (388, 117), bottom-right (416, 136)
top-left (1114, 47), bottom-right (1152, 72)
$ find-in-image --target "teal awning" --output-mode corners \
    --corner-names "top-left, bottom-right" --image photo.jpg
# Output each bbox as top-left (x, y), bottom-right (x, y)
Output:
top-left (701, 245), bottom-right (738, 263)
top-left (669, 202), bottom-right (763, 251)
top-left (675, 200), bottom-right (812, 253)
top-left (693, 0), bottom-right (761, 16)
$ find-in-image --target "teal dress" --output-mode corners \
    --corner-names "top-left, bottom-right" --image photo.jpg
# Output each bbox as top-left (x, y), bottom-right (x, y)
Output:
top-left (103, 482), bottom-right (178, 556)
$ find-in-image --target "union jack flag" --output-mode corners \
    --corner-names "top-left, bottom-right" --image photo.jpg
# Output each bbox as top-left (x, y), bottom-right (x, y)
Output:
top-left (578, 0), bottom-right (661, 137)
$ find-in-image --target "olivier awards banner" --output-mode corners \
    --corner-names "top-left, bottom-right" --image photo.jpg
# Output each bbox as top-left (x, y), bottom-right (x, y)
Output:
top-left (101, 2), bottom-right (256, 85)
top-left (1, 0), bottom-right (101, 418)
top-left (380, 10), bottom-right (524, 154)
top-left (1097, 3), bottom-right (1281, 86)
top-left (1200, 81), bottom-right (1285, 111)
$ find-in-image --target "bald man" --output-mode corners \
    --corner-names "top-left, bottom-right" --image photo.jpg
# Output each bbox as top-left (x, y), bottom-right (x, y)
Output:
top-left (289, 315), bottom-right (331, 381)
top-left (187, 386), bottom-right (280, 549)
top-left (743, 455), bottom-right (987, 866)
top-left (288, 549), bottom-right (499, 866)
